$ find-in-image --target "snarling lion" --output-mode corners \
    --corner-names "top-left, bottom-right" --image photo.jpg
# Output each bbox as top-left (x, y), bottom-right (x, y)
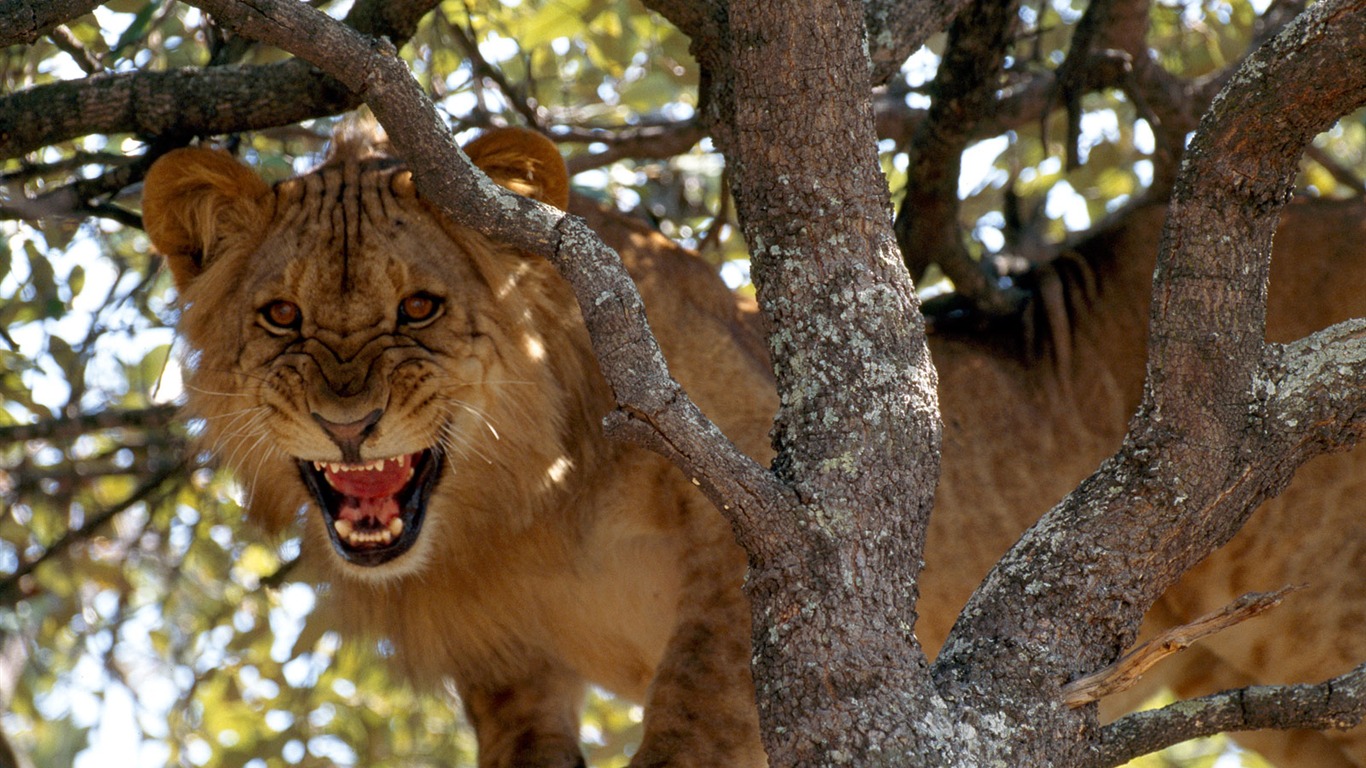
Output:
top-left (145, 122), bottom-right (1366, 767)
top-left (142, 126), bottom-right (775, 768)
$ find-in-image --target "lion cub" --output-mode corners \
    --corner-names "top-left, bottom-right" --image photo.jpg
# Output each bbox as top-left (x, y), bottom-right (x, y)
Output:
top-left (142, 126), bottom-right (775, 767)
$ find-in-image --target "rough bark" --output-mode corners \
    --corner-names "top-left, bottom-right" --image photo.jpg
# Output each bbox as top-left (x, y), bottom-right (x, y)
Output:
top-left (862, 0), bottom-right (974, 85)
top-left (640, 0), bottom-right (974, 87)
top-left (933, 2), bottom-right (1366, 763)
top-left (189, 0), bottom-right (953, 763)
top-left (706, 0), bottom-right (948, 762)
top-left (1092, 660), bottom-right (1366, 767)
top-left (0, 0), bottom-right (101, 47)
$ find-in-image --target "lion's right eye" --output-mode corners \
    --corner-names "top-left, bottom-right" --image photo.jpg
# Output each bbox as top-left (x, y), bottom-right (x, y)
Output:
top-left (398, 292), bottom-right (444, 328)
top-left (260, 300), bottom-right (302, 333)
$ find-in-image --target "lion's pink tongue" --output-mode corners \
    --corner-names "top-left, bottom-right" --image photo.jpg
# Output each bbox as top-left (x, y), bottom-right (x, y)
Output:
top-left (322, 456), bottom-right (415, 525)
top-left (323, 457), bottom-right (412, 499)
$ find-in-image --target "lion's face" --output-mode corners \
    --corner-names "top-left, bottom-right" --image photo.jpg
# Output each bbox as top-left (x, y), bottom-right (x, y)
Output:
top-left (144, 128), bottom-right (591, 580)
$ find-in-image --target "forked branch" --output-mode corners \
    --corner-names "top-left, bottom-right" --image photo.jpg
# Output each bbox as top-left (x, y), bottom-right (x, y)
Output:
top-left (934, 0), bottom-right (1366, 748)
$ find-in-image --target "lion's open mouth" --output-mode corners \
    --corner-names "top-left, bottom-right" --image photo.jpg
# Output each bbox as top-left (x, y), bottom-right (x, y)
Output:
top-left (297, 449), bottom-right (442, 567)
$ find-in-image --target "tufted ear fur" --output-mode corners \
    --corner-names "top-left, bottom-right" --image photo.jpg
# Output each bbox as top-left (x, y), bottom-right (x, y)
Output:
top-left (462, 127), bottom-right (570, 211)
top-left (142, 148), bottom-right (274, 291)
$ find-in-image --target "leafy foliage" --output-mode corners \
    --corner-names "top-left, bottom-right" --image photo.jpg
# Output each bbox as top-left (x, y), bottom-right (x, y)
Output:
top-left (1, 0), bottom-right (1362, 765)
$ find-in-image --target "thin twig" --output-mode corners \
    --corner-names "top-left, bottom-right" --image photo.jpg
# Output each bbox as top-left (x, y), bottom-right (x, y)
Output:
top-left (47, 24), bottom-right (103, 74)
top-left (442, 10), bottom-right (541, 129)
top-left (1306, 144), bottom-right (1366, 196)
top-left (563, 120), bottom-right (705, 174)
top-left (1062, 586), bottom-right (1299, 707)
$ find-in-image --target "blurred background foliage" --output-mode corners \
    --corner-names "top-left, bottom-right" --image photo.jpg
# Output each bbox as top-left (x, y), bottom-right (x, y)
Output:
top-left (0, 0), bottom-right (1359, 765)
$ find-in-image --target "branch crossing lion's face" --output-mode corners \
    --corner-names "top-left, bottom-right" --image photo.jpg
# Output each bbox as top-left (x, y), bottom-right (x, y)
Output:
top-left (143, 127), bottom-right (575, 581)
top-left (235, 218), bottom-right (460, 569)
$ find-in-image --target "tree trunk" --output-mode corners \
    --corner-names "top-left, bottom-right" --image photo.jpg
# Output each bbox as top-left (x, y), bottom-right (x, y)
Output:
top-left (696, 0), bottom-right (960, 763)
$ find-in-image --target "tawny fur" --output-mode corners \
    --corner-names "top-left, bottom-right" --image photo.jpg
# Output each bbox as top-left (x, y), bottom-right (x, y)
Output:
top-left (145, 123), bottom-right (1366, 767)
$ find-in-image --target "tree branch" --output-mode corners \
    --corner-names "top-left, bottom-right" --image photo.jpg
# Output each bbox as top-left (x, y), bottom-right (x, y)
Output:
top-left (441, 11), bottom-right (541, 129)
top-left (933, 4), bottom-right (1366, 757)
top-left (563, 120), bottom-right (706, 174)
top-left (701, 0), bottom-right (950, 760)
top-left (0, 404), bottom-right (179, 445)
top-left (0, 0), bottom-right (437, 161)
top-left (0, 0), bottom-right (101, 47)
top-left (1262, 318), bottom-right (1366, 453)
top-left (0, 458), bottom-right (186, 604)
top-left (1092, 662), bottom-right (1366, 767)
top-left (1, 150), bottom-right (154, 223)
top-left (643, 0), bottom-right (975, 87)
top-left (864, 0), bottom-right (975, 85)
top-left (47, 23), bottom-right (104, 74)
top-left (637, 0), bottom-right (715, 43)
top-left (875, 66), bottom-right (1128, 147)
top-left (1061, 587), bottom-right (1297, 708)
top-left (1054, 0), bottom-right (1131, 171)
top-left (1305, 144), bottom-right (1366, 196)
top-left (1147, 2), bottom-right (1366, 426)
top-left (894, 0), bottom-right (1023, 313)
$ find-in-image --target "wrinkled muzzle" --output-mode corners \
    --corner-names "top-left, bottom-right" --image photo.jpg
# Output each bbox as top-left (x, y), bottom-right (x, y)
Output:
top-left (292, 339), bottom-right (442, 567)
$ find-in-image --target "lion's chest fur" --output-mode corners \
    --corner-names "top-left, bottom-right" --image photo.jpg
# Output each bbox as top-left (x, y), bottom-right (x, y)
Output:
top-left (326, 445), bottom-right (701, 700)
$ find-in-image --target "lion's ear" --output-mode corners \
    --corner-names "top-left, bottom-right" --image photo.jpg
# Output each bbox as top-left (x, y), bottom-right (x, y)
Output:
top-left (142, 148), bottom-right (274, 292)
top-left (463, 127), bottom-right (570, 211)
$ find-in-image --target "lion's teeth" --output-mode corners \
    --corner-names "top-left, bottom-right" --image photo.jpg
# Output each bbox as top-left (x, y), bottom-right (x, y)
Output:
top-left (349, 528), bottom-right (393, 545)
top-left (314, 456), bottom-right (421, 474)
top-left (332, 517), bottom-right (404, 545)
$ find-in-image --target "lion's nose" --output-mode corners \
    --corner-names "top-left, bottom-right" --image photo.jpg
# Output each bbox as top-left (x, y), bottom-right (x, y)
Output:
top-left (311, 409), bottom-right (383, 462)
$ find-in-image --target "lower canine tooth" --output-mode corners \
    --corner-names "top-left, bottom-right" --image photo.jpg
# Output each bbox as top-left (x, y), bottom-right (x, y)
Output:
top-left (388, 518), bottom-right (404, 537)
top-left (334, 519), bottom-right (354, 538)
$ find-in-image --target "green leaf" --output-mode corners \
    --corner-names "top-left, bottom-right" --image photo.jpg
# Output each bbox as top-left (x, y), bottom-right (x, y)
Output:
top-left (516, 0), bottom-right (607, 51)
top-left (65, 265), bottom-right (85, 300)
top-left (0, 238), bottom-right (11, 285)
top-left (110, 1), bottom-right (161, 58)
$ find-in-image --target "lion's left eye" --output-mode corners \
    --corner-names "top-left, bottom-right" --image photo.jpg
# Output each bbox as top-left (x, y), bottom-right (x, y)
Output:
top-left (398, 293), bottom-right (444, 327)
